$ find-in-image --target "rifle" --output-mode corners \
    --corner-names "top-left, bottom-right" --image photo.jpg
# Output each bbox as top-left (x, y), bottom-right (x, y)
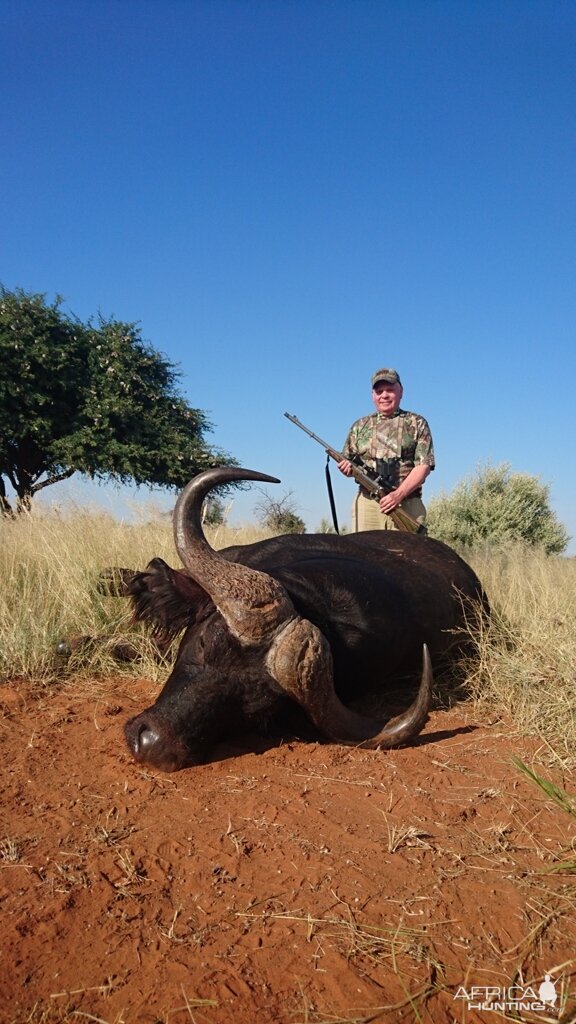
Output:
top-left (284, 412), bottom-right (425, 534)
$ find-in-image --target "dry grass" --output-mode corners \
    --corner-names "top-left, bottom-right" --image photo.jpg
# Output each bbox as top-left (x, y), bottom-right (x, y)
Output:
top-left (0, 503), bottom-right (175, 682)
top-left (0, 503), bottom-right (273, 685)
top-left (464, 545), bottom-right (576, 764)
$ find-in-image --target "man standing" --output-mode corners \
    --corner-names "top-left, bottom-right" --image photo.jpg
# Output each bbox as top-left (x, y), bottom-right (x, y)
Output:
top-left (338, 368), bottom-right (435, 531)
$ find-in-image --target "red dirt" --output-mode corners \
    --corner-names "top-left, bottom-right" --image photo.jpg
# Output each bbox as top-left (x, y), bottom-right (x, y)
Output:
top-left (1, 676), bottom-right (575, 1024)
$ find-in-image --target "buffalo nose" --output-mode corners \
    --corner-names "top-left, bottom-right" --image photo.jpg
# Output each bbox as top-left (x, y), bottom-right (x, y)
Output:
top-left (124, 715), bottom-right (166, 762)
top-left (124, 712), bottom-right (190, 772)
top-left (135, 722), bottom-right (161, 756)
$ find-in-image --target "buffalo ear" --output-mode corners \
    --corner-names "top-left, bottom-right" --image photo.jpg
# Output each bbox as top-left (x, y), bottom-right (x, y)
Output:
top-left (97, 567), bottom-right (138, 597)
top-left (127, 557), bottom-right (214, 639)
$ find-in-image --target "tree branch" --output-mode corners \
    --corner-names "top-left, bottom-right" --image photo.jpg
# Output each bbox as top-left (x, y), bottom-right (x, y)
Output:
top-left (32, 468), bottom-right (76, 494)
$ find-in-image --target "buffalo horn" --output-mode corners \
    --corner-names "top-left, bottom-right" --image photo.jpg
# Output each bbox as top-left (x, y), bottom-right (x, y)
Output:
top-left (266, 616), bottom-right (432, 748)
top-left (173, 468), bottom-right (297, 646)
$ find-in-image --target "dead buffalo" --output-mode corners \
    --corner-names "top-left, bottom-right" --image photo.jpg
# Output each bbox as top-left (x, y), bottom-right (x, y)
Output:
top-left (120, 468), bottom-right (487, 771)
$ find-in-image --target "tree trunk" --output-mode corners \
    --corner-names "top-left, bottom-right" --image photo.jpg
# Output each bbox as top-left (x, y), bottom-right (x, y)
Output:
top-left (0, 477), bottom-right (15, 517)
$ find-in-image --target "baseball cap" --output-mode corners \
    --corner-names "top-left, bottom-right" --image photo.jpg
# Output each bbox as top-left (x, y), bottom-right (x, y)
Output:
top-left (371, 368), bottom-right (402, 387)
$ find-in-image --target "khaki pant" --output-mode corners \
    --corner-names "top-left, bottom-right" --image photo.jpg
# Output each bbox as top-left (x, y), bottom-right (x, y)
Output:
top-left (352, 491), bottom-right (427, 532)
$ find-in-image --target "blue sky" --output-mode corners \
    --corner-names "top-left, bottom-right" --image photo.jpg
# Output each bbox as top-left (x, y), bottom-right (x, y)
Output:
top-left (2, 0), bottom-right (575, 550)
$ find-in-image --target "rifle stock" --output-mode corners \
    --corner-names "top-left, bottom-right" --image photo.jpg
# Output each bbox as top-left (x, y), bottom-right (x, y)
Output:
top-left (284, 412), bottom-right (424, 534)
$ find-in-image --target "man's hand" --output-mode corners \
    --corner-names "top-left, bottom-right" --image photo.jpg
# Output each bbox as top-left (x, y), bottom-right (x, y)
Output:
top-left (338, 458), bottom-right (353, 477)
top-left (378, 464), bottom-right (431, 514)
top-left (378, 489), bottom-right (403, 514)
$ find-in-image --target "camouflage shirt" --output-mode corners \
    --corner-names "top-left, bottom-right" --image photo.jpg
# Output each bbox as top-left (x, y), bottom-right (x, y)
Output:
top-left (343, 409), bottom-right (435, 495)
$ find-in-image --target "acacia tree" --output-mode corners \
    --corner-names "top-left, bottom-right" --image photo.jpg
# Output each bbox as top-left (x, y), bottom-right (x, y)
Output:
top-left (426, 463), bottom-right (569, 555)
top-left (0, 287), bottom-right (234, 514)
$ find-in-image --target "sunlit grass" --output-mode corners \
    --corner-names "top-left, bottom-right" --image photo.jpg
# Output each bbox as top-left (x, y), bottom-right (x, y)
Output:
top-left (0, 502), bottom-right (273, 683)
top-left (464, 545), bottom-right (576, 763)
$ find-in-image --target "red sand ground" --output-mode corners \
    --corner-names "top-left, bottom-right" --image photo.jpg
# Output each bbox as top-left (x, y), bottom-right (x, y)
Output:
top-left (1, 675), bottom-right (575, 1024)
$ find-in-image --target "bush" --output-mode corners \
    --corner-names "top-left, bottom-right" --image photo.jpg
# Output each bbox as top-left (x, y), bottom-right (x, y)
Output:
top-left (254, 490), bottom-right (306, 534)
top-left (427, 463), bottom-right (569, 555)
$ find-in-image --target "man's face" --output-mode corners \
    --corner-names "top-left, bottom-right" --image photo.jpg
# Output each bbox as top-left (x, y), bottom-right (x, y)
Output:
top-left (372, 380), bottom-right (403, 417)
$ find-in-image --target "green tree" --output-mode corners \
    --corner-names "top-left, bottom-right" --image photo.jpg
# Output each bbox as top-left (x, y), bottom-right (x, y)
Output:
top-left (0, 286), bottom-right (234, 514)
top-left (427, 463), bottom-right (569, 555)
top-left (202, 496), bottom-right (228, 526)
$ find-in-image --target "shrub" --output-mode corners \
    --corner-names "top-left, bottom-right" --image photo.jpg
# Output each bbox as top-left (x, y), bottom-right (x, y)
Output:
top-left (427, 463), bottom-right (569, 555)
top-left (254, 490), bottom-right (306, 534)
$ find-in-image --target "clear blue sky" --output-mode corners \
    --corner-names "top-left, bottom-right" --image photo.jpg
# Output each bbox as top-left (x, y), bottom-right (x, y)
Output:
top-left (2, 0), bottom-right (575, 551)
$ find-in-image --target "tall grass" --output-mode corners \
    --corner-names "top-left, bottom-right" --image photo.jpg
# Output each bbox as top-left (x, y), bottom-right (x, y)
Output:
top-left (466, 544), bottom-right (576, 763)
top-left (1, 507), bottom-right (575, 761)
top-left (0, 502), bottom-right (274, 682)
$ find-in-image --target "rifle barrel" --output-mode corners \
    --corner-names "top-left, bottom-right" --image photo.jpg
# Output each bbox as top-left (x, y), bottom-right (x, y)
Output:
top-left (283, 413), bottom-right (341, 456)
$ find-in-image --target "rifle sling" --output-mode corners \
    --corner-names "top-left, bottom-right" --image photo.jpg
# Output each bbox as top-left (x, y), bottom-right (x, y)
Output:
top-left (325, 456), bottom-right (340, 535)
